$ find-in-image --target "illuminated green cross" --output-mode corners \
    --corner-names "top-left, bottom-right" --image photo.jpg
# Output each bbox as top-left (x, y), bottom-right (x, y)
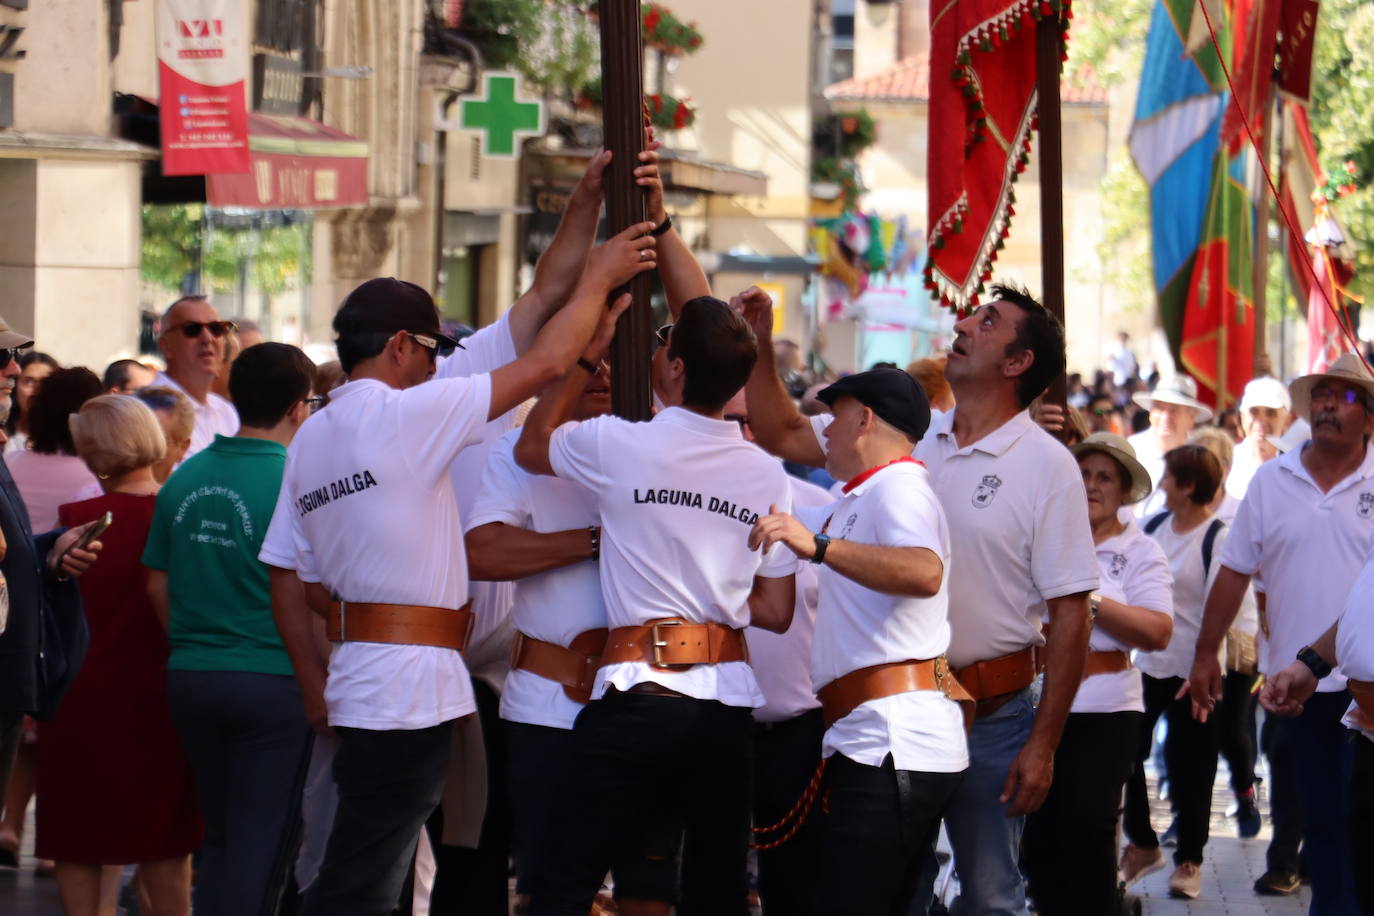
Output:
top-left (461, 72), bottom-right (544, 158)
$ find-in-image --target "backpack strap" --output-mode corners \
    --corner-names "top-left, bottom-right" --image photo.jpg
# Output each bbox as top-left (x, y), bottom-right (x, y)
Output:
top-left (1143, 511), bottom-right (1172, 535)
top-left (1202, 518), bottom-right (1225, 579)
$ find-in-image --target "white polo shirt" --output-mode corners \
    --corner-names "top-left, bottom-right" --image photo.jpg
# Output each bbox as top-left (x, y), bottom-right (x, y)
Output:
top-left (260, 373), bottom-right (492, 730)
top-left (1138, 515), bottom-right (1230, 681)
top-left (811, 409), bottom-right (1098, 669)
top-left (1219, 441), bottom-right (1374, 689)
top-left (466, 427), bottom-right (603, 731)
top-left (154, 370), bottom-right (240, 459)
top-left (749, 476), bottom-right (833, 724)
top-left (1073, 523), bottom-right (1173, 713)
top-left (548, 406), bottom-right (797, 707)
top-left (1335, 541), bottom-right (1374, 740)
top-left (807, 459), bottom-right (967, 773)
top-left (1127, 430), bottom-right (1167, 518)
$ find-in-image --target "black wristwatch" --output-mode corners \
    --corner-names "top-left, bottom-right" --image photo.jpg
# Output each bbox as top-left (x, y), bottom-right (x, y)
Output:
top-left (1296, 645), bottom-right (1333, 680)
top-left (650, 215), bottom-right (673, 237)
top-left (811, 534), bottom-right (831, 564)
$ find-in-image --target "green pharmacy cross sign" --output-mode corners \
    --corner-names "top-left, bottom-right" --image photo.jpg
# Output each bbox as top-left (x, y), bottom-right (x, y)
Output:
top-left (461, 72), bottom-right (545, 158)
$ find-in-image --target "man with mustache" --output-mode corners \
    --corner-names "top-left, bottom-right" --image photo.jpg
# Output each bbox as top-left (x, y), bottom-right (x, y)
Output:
top-left (1187, 352), bottom-right (1374, 916)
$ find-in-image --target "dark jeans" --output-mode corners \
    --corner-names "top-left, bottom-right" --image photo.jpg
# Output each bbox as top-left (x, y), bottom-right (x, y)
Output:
top-left (166, 670), bottom-right (312, 916)
top-left (1353, 734), bottom-right (1374, 916)
top-left (528, 689), bottom-right (754, 916)
top-left (807, 753), bottom-right (960, 916)
top-left (1123, 674), bottom-right (1219, 865)
top-left (1261, 710), bottom-right (1305, 875)
top-left (1275, 690), bottom-right (1358, 916)
top-left (1024, 711), bottom-right (1140, 916)
top-left (1219, 670), bottom-right (1259, 795)
top-left (507, 720), bottom-right (679, 903)
top-left (301, 721), bottom-right (454, 916)
top-left (753, 709), bottom-right (825, 916)
top-left (421, 680), bottom-right (511, 916)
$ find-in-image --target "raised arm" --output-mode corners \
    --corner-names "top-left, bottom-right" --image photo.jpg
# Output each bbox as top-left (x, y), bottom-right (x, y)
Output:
top-left (506, 151), bottom-right (612, 353)
top-left (466, 522), bottom-right (598, 581)
top-left (489, 226), bottom-right (653, 422)
top-left (737, 286), bottom-right (827, 467)
top-left (514, 294), bottom-right (634, 476)
top-left (636, 133), bottom-right (710, 318)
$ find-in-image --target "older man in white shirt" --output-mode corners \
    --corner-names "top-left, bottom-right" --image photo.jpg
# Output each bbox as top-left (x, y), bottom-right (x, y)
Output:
top-left (155, 296), bottom-right (240, 458)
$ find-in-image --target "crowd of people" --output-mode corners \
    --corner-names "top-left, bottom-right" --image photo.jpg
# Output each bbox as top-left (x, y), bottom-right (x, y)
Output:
top-left (0, 139), bottom-right (1371, 916)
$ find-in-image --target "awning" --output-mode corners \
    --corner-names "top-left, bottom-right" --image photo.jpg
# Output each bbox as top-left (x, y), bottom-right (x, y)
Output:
top-left (206, 112), bottom-right (368, 209)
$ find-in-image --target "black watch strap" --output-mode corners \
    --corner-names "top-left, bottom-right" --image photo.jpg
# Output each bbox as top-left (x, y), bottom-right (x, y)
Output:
top-left (811, 534), bottom-right (831, 564)
top-left (650, 215), bottom-right (673, 237)
top-left (576, 357), bottom-right (598, 374)
top-left (1296, 645), bottom-right (1333, 680)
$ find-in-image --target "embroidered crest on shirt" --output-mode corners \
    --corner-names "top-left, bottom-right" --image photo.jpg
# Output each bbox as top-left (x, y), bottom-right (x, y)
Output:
top-left (839, 512), bottom-right (859, 539)
top-left (1108, 553), bottom-right (1128, 579)
top-left (972, 474), bottom-right (1003, 509)
top-left (1359, 491), bottom-right (1374, 519)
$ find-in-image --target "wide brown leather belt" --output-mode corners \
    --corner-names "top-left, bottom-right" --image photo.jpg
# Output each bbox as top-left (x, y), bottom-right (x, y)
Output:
top-left (1350, 679), bottom-right (1374, 730)
top-left (818, 657), bottom-right (974, 731)
top-left (953, 646), bottom-right (1039, 716)
top-left (599, 618), bottom-right (750, 670)
top-left (1041, 625), bottom-right (1131, 681)
top-left (326, 600), bottom-right (474, 651)
top-left (510, 628), bottom-right (609, 705)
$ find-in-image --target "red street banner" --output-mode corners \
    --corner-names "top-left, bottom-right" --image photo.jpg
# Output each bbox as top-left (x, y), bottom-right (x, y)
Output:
top-left (156, 0), bottom-right (250, 176)
top-left (1276, 0), bottom-right (1319, 103)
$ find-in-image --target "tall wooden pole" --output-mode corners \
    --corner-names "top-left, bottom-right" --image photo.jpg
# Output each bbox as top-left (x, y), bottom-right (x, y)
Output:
top-left (1036, 14), bottom-right (1067, 413)
top-left (599, 0), bottom-right (653, 421)
top-left (1252, 92), bottom-right (1274, 372)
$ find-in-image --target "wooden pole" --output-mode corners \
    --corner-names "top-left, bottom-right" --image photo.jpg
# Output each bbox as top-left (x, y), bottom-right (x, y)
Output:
top-left (599, 0), bottom-right (653, 421)
top-left (1035, 14), bottom-right (1067, 414)
top-left (1252, 92), bottom-right (1274, 373)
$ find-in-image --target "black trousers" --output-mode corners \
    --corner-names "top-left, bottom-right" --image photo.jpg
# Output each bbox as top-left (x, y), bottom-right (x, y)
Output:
top-left (1353, 734), bottom-right (1374, 916)
top-left (1218, 669), bottom-right (1259, 795)
top-left (753, 709), bottom-right (826, 916)
top-left (507, 720), bottom-right (679, 903)
top-left (805, 753), bottom-right (961, 916)
top-left (528, 689), bottom-right (754, 916)
top-left (1123, 674), bottom-right (1219, 865)
top-left (1024, 711), bottom-right (1140, 916)
top-left (301, 722), bottom-right (453, 916)
top-left (1261, 710), bottom-right (1305, 875)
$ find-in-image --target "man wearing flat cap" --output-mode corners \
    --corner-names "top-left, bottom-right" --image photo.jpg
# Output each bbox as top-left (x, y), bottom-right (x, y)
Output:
top-left (750, 367), bottom-right (970, 913)
top-left (1188, 352), bottom-right (1374, 915)
top-left (1129, 373), bottom-right (1214, 517)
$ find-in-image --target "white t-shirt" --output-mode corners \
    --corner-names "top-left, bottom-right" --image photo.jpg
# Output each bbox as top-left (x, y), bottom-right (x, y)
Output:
top-left (808, 460), bottom-right (967, 773)
top-left (1138, 513), bottom-right (1230, 681)
top-left (1072, 523), bottom-right (1173, 713)
top-left (260, 374), bottom-right (492, 730)
top-left (1219, 442), bottom-right (1374, 690)
top-left (153, 371), bottom-right (240, 460)
top-left (548, 407), bottom-right (797, 707)
top-left (1127, 430), bottom-right (1168, 519)
top-left (1214, 494), bottom-right (1259, 638)
top-left (809, 409), bottom-right (1099, 669)
top-left (466, 427), bottom-right (603, 731)
top-left (749, 477), bottom-right (833, 724)
top-left (1335, 540), bottom-right (1374, 740)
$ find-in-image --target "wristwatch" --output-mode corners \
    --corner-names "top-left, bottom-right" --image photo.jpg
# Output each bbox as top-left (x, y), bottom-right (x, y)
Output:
top-left (1088, 592), bottom-right (1102, 621)
top-left (811, 534), bottom-right (831, 565)
top-left (1296, 645), bottom-right (1333, 680)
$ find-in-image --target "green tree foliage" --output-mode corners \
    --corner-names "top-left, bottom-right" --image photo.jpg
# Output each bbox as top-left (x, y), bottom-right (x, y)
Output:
top-left (141, 205), bottom-right (307, 297)
top-left (463, 0), bottom-right (598, 99)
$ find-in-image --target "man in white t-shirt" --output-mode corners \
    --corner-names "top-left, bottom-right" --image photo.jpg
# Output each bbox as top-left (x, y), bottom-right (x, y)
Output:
top-left (748, 367), bottom-right (968, 913)
top-left (514, 296), bottom-right (797, 916)
top-left (1127, 374), bottom-right (1213, 517)
top-left (1188, 353), bottom-right (1374, 916)
top-left (1261, 539), bottom-right (1374, 916)
top-left (260, 224), bottom-right (656, 916)
top-left (746, 284), bottom-right (1097, 916)
top-left (1226, 376), bottom-right (1294, 499)
top-left (154, 295), bottom-right (240, 458)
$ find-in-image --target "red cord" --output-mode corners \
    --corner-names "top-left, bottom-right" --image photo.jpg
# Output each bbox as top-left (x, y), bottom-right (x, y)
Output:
top-left (1192, 1), bottom-right (1374, 374)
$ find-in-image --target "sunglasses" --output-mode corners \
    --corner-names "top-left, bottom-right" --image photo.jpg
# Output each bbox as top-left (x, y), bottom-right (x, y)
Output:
top-left (724, 413), bottom-right (750, 432)
top-left (655, 324), bottom-right (673, 348)
top-left (304, 396), bottom-right (326, 413)
top-left (1092, 407), bottom-right (1113, 416)
top-left (407, 332), bottom-right (456, 359)
top-left (164, 320), bottom-right (236, 339)
top-left (0, 347), bottom-right (28, 370)
top-left (1309, 385), bottom-right (1366, 407)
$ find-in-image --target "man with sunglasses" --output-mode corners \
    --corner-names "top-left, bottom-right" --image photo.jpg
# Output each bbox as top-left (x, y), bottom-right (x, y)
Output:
top-left (263, 221), bottom-right (654, 916)
top-left (1187, 352), bottom-right (1374, 916)
top-left (155, 295), bottom-right (240, 460)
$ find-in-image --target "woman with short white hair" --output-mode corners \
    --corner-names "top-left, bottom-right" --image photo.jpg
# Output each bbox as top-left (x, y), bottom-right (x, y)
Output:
top-left (36, 395), bottom-right (201, 915)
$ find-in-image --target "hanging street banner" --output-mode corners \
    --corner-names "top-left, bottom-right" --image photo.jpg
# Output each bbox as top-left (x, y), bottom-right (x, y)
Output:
top-left (156, 0), bottom-right (250, 176)
top-left (459, 72), bottom-right (545, 158)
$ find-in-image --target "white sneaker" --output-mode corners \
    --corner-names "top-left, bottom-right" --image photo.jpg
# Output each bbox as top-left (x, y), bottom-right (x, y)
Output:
top-left (1169, 861), bottom-right (1202, 899)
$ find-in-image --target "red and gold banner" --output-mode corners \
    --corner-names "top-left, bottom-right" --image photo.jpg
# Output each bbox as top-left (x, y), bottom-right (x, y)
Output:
top-left (156, 0), bottom-right (250, 176)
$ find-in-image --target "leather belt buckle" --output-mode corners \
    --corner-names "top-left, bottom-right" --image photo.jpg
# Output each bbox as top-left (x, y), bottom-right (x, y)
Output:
top-left (650, 619), bottom-right (694, 670)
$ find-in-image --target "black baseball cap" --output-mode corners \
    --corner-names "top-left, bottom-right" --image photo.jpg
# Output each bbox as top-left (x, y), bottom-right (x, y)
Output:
top-left (333, 278), bottom-right (464, 352)
top-left (818, 367), bottom-right (932, 441)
